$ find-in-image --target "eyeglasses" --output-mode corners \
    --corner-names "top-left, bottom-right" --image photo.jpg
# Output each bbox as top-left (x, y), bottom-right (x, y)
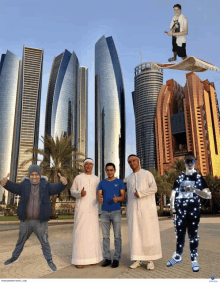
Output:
top-left (185, 159), bottom-right (195, 164)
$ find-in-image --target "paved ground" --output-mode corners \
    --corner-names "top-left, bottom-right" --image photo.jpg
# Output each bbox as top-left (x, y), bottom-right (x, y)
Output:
top-left (0, 217), bottom-right (219, 279)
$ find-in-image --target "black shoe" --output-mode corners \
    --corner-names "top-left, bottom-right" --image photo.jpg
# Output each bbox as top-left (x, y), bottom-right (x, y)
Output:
top-left (4, 257), bottom-right (19, 266)
top-left (111, 260), bottom-right (119, 268)
top-left (102, 259), bottom-right (112, 267)
top-left (47, 259), bottom-right (57, 272)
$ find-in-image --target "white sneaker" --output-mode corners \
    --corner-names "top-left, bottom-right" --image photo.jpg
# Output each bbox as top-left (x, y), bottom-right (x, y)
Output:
top-left (130, 260), bottom-right (141, 269)
top-left (147, 261), bottom-right (154, 270)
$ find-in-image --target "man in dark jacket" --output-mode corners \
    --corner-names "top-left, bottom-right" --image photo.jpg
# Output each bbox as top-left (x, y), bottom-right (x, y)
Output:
top-left (0, 164), bottom-right (68, 272)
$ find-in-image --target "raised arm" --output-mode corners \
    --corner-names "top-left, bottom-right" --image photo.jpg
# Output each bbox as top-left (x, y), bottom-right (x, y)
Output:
top-left (1, 173), bottom-right (22, 196)
top-left (48, 182), bottom-right (67, 196)
top-left (48, 173), bottom-right (67, 196)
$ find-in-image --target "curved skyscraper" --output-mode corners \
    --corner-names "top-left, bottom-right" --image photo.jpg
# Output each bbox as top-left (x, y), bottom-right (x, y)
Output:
top-left (132, 62), bottom-right (163, 170)
top-left (95, 35), bottom-right (126, 180)
top-left (45, 50), bottom-right (79, 147)
top-left (0, 50), bottom-right (20, 203)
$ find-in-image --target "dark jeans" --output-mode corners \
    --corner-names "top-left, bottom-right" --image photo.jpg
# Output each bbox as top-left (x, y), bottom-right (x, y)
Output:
top-left (172, 36), bottom-right (187, 58)
top-left (12, 219), bottom-right (52, 260)
top-left (174, 201), bottom-right (200, 261)
top-left (101, 210), bottom-right (122, 261)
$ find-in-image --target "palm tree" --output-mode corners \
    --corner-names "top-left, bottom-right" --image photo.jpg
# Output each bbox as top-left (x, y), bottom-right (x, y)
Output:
top-left (149, 168), bottom-right (172, 212)
top-left (19, 133), bottom-right (85, 218)
top-left (150, 158), bottom-right (185, 214)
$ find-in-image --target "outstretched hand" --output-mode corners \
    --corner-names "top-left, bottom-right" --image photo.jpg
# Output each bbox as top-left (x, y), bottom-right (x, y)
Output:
top-left (113, 194), bottom-right (118, 203)
top-left (58, 173), bottom-right (68, 185)
top-left (1, 173), bottom-right (10, 187)
top-left (134, 189), bottom-right (139, 198)
top-left (164, 30), bottom-right (173, 36)
top-left (81, 187), bottom-right (86, 197)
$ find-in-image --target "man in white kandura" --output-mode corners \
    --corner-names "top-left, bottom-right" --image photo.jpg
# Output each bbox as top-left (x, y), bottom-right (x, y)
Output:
top-left (125, 154), bottom-right (162, 270)
top-left (70, 158), bottom-right (103, 268)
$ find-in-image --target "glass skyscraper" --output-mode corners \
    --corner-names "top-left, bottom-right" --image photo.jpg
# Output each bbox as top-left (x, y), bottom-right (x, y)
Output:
top-left (95, 35), bottom-right (126, 180)
top-left (78, 67), bottom-right (88, 158)
top-left (45, 49), bottom-right (79, 147)
top-left (15, 46), bottom-right (44, 183)
top-left (0, 50), bottom-right (20, 203)
top-left (132, 62), bottom-right (163, 170)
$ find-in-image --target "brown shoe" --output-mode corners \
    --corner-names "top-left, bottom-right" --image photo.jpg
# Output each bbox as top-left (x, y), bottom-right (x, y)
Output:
top-left (76, 265), bottom-right (84, 268)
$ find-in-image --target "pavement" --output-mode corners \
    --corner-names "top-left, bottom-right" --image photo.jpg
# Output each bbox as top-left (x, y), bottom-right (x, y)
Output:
top-left (0, 217), bottom-right (220, 279)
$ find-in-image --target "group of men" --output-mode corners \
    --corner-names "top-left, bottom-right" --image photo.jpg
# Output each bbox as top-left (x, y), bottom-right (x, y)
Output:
top-left (70, 155), bottom-right (162, 269)
top-left (1, 151), bottom-right (211, 273)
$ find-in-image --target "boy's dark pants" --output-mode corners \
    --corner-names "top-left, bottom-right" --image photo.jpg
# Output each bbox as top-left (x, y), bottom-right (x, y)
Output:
top-left (174, 200), bottom-right (200, 261)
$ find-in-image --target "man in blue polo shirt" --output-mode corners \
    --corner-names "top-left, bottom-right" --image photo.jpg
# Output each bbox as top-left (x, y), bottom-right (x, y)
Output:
top-left (98, 163), bottom-right (125, 268)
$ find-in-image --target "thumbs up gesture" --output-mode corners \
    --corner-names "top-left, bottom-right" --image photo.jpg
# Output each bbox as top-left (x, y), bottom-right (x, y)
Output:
top-left (81, 187), bottom-right (86, 197)
top-left (134, 189), bottom-right (139, 198)
top-left (58, 173), bottom-right (67, 185)
top-left (1, 173), bottom-right (10, 187)
top-left (113, 194), bottom-right (118, 203)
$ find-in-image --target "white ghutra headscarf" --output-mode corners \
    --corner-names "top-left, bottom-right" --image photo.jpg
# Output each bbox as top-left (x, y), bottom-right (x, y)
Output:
top-left (83, 158), bottom-right (94, 167)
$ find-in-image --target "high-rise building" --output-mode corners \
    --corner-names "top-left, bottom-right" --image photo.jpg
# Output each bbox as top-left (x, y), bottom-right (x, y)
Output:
top-left (132, 62), bottom-right (163, 170)
top-left (45, 49), bottom-right (79, 147)
top-left (155, 72), bottom-right (220, 178)
top-left (15, 46), bottom-right (44, 183)
top-left (0, 50), bottom-right (21, 204)
top-left (95, 35), bottom-right (126, 180)
top-left (78, 67), bottom-right (88, 157)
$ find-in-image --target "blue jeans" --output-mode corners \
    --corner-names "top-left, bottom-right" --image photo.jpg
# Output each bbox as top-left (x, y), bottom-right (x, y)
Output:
top-left (101, 209), bottom-right (122, 261)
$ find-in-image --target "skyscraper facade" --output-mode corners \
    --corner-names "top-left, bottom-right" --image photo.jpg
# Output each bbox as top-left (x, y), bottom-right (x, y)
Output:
top-left (132, 62), bottom-right (163, 170)
top-left (95, 35), bottom-right (126, 180)
top-left (155, 72), bottom-right (220, 178)
top-left (0, 50), bottom-right (20, 203)
top-left (15, 46), bottom-right (44, 183)
top-left (45, 49), bottom-right (79, 147)
top-left (78, 67), bottom-right (88, 157)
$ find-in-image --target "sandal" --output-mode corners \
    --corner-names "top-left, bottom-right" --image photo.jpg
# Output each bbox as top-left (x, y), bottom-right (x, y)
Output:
top-left (76, 265), bottom-right (84, 268)
top-left (168, 57), bottom-right (177, 62)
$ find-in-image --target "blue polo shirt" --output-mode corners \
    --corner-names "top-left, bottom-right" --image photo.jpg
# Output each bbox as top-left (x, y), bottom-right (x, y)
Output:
top-left (98, 178), bottom-right (125, 211)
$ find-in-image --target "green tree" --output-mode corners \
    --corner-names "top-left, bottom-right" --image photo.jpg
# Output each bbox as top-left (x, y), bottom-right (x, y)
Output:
top-left (172, 158), bottom-right (185, 174)
top-left (150, 158), bottom-right (185, 214)
top-left (19, 133), bottom-right (85, 218)
top-left (149, 168), bottom-right (172, 212)
top-left (204, 173), bottom-right (220, 213)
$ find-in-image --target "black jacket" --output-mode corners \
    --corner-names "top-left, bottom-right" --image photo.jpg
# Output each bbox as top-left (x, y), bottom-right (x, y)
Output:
top-left (4, 176), bottom-right (67, 222)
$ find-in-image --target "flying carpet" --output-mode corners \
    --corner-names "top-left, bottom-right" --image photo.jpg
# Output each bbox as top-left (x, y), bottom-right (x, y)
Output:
top-left (152, 56), bottom-right (220, 72)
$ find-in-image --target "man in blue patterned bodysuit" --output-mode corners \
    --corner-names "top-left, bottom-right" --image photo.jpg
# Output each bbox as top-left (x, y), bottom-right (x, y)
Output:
top-left (166, 152), bottom-right (211, 272)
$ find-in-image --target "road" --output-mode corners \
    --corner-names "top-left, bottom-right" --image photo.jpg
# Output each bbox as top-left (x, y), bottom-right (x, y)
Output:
top-left (0, 217), bottom-right (220, 279)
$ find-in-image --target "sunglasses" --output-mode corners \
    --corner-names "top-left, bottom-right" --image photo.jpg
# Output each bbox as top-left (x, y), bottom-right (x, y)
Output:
top-left (185, 159), bottom-right (195, 164)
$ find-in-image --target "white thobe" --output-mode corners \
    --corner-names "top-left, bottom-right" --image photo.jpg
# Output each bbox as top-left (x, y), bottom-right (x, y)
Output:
top-left (70, 173), bottom-right (103, 265)
top-left (125, 169), bottom-right (162, 261)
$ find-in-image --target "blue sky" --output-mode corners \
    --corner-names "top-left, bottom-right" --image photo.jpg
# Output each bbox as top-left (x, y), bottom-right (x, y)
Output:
top-left (1, 0), bottom-right (220, 176)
